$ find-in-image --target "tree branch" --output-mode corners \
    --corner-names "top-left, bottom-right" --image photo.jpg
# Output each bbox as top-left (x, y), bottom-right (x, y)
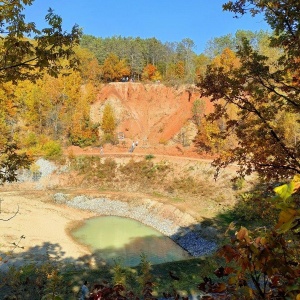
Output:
top-left (257, 74), bottom-right (300, 108)
top-left (0, 57), bottom-right (38, 71)
top-left (0, 204), bottom-right (19, 221)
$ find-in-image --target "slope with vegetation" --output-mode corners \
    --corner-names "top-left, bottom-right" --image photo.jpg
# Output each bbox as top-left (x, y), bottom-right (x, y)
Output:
top-left (0, 0), bottom-right (300, 299)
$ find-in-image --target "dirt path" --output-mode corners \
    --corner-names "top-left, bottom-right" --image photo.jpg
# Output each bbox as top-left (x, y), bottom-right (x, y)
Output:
top-left (65, 145), bottom-right (215, 160)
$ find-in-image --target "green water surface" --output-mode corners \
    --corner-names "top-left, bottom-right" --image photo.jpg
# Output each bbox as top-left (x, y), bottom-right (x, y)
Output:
top-left (71, 216), bottom-right (190, 266)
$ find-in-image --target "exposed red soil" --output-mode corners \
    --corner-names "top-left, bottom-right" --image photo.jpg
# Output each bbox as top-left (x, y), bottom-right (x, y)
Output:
top-left (90, 82), bottom-right (214, 155)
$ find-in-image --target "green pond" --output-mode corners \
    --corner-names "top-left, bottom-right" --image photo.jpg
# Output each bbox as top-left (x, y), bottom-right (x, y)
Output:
top-left (71, 216), bottom-right (191, 266)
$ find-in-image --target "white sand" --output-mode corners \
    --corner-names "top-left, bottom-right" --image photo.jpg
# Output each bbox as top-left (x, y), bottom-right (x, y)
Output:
top-left (0, 190), bottom-right (96, 268)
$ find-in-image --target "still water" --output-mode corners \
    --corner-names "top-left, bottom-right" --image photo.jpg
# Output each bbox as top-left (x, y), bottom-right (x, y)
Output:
top-left (72, 216), bottom-right (191, 266)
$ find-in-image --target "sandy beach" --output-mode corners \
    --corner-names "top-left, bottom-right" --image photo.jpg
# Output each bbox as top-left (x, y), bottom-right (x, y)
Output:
top-left (0, 189), bottom-right (96, 268)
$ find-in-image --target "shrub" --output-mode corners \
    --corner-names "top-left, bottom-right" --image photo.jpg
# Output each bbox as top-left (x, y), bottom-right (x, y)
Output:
top-left (23, 132), bottom-right (38, 147)
top-left (232, 177), bottom-right (245, 190)
top-left (69, 133), bottom-right (97, 147)
top-left (43, 141), bottom-right (62, 159)
top-left (145, 154), bottom-right (155, 160)
top-left (217, 190), bottom-right (279, 229)
top-left (120, 159), bottom-right (170, 182)
top-left (70, 156), bottom-right (117, 184)
top-left (100, 133), bottom-right (119, 145)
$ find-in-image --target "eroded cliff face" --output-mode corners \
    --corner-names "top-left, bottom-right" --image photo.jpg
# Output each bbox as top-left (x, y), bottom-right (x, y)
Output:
top-left (90, 82), bottom-right (212, 146)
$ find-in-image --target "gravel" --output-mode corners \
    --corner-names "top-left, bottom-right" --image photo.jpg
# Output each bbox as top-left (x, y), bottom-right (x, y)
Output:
top-left (55, 193), bottom-right (217, 257)
top-left (17, 158), bottom-right (57, 182)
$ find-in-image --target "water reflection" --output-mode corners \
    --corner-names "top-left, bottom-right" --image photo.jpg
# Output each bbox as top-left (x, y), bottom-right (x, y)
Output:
top-left (72, 216), bottom-right (190, 266)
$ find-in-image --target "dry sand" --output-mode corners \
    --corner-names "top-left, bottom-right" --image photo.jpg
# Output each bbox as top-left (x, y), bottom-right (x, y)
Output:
top-left (0, 189), bottom-right (96, 268)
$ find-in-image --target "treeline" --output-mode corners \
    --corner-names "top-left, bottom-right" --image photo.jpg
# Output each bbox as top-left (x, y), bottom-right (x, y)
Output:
top-left (79, 30), bottom-right (273, 84)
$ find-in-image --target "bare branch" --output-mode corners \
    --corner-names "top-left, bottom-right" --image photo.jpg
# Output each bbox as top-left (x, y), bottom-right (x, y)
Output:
top-left (0, 204), bottom-right (19, 221)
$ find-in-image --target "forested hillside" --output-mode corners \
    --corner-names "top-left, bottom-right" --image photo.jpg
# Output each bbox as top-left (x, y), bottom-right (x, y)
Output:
top-left (2, 26), bottom-right (292, 164)
top-left (1, 1), bottom-right (300, 299)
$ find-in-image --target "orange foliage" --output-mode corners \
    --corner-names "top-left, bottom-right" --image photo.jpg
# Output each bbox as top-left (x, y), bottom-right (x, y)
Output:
top-left (212, 48), bottom-right (240, 72)
top-left (142, 64), bottom-right (157, 81)
top-left (101, 53), bottom-right (130, 82)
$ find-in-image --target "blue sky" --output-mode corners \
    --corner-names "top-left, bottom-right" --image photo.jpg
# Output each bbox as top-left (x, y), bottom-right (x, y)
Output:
top-left (25, 0), bottom-right (270, 54)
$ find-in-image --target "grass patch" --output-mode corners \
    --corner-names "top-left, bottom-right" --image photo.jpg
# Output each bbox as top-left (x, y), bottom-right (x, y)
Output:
top-left (152, 191), bottom-right (165, 198)
top-left (148, 256), bottom-right (219, 296)
top-left (171, 196), bottom-right (185, 202)
top-left (214, 189), bottom-right (280, 230)
top-left (145, 154), bottom-right (155, 160)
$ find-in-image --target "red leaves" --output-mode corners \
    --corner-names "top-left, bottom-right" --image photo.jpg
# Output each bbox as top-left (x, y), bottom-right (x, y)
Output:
top-left (218, 244), bottom-right (239, 263)
top-left (213, 266), bottom-right (234, 278)
top-left (198, 279), bottom-right (226, 293)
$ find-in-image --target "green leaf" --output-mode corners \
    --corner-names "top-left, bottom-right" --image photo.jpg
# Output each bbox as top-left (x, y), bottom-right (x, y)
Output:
top-left (274, 181), bottom-right (294, 202)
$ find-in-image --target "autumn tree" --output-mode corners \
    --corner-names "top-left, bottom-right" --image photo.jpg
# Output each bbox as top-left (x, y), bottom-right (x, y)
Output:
top-left (69, 96), bottom-right (98, 147)
top-left (198, 1), bottom-right (300, 181)
top-left (142, 64), bottom-right (162, 81)
top-left (175, 61), bottom-right (186, 79)
top-left (101, 53), bottom-right (130, 82)
top-left (16, 79), bottom-right (52, 135)
top-left (211, 47), bottom-right (240, 72)
top-left (100, 103), bottom-right (117, 144)
top-left (194, 53), bottom-right (210, 82)
top-left (192, 99), bottom-right (206, 127)
top-left (0, 0), bottom-right (81, 183)
top-left (101, 104), bottom-right (116, 134)
top-left (74, 46), bottom-right (102, 83)
top-left (0, 1), bottom-right (81, 83)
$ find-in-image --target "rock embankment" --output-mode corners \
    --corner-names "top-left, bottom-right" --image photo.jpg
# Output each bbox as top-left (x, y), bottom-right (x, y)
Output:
top-left (53, 193), bottom-right (217, 256)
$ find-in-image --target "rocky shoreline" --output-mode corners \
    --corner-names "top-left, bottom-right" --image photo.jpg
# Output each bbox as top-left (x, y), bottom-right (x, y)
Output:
top-left (53, 193), bottom-right (217, 257)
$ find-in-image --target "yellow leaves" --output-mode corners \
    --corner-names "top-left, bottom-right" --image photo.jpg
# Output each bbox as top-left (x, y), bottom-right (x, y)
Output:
top-left (152, 71), bottom-right (162, 82)
top-left (276, 208), bottom-right (300, 233)
top-left (293, 174), bottom-right (300, 190)
top-left (228, 276), bottom-right (237, 285)
top-left (273, 175), bottom-right (300, 233)
top-left (274, 181), bottom-right (295, 202)
top-left (74, 46), bottom-right (101, 82)
top-left (260, 237), bottom-right (267, 245)
top-left (212, 47), bottom-right (241, 72)
top-left (274, 174), bottom-right (300, 201)
top-left (101, 53), bottom-right (130, 82)
top-left (101, 103), bottom-right (116, 134)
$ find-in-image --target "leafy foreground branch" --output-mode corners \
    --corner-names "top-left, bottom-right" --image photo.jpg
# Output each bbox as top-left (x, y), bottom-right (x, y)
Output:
top-left (197, 175), bottom-right (300, 300)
